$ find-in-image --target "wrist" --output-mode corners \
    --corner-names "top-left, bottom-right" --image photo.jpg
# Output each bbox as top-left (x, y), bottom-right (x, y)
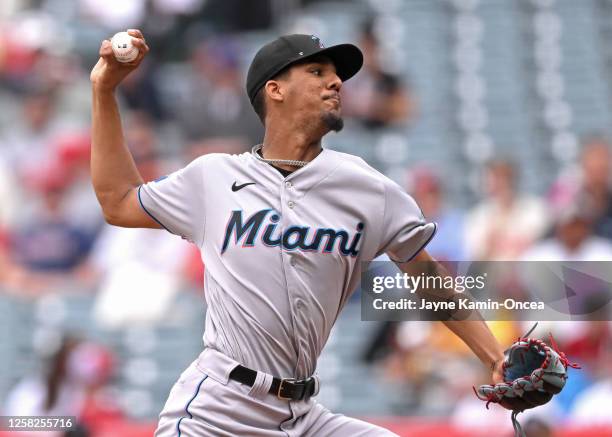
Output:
top-left (491, 357), bottom-right (505, 384)
top-left (491, 357), bottom-right (503, 371)
top-left (92, 82), bottom-right (117, 94)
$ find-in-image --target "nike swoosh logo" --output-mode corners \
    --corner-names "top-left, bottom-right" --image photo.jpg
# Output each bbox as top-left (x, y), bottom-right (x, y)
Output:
top-left (232, 181), bottom-right (256, 192)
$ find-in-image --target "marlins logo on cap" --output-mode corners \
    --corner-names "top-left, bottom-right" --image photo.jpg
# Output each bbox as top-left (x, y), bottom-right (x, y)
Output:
top-left (311, 35), bottom-right (325, 48)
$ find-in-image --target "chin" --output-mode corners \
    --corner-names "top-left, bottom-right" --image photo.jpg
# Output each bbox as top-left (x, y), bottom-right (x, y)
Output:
top-left (321, 111), bottom-right (344, 132)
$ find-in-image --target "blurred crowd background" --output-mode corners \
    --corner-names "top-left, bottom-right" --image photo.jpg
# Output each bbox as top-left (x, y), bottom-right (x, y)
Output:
top-left (1, 0), bottom-right (612, 436)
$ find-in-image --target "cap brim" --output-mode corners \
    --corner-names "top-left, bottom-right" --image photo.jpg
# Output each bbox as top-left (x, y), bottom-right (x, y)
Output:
top-left (310, 43), bottom-right (363, 82)
top-left (247, 41), bottom-right (364, 103)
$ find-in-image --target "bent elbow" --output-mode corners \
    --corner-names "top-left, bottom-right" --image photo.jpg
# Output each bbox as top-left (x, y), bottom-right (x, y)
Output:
top-left (102, 209), bottom-right (122, 226)
top-left (95, 188), bottom-right (156, 229)
top-left (100, 202), bottom-right (127, 226)
top-left (96, 187), bottom-right (136, 227)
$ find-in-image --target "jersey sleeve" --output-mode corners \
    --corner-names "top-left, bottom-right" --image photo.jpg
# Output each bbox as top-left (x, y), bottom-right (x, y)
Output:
top-left (377, 178), bottom-right (437, 262)
top-left (138, 156), bottom-right (208, 245)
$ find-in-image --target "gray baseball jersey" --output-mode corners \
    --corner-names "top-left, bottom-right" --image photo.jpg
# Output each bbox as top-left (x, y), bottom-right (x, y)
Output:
top-left (138, 147), bottom-right (436, 380)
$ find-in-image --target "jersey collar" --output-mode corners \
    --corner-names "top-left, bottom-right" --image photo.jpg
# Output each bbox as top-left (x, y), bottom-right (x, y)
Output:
top-left (249, 145), bottom-right (341, 189)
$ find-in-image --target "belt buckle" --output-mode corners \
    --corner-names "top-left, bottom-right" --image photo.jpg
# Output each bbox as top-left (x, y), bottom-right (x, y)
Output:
top-left (277, 378), bottom-right (296, 400)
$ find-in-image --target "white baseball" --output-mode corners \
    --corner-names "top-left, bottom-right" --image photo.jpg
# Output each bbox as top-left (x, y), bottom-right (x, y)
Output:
top-left (110, 31), bottom-right (139, 63)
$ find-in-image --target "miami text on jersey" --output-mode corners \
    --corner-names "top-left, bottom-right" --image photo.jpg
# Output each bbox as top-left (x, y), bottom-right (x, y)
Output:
top-left (221, 209), bottom-right (364, 256)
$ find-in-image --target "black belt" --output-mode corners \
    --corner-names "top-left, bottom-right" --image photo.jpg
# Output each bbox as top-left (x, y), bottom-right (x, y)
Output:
top-left (229, 365), bottom-right (316, 401)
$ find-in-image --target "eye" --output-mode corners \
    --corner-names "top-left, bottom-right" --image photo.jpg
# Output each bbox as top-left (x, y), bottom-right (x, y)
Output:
top-left (311, 68), bottom-right (322, 76)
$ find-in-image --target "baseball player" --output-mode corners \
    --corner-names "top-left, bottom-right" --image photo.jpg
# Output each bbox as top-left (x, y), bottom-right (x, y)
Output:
top-left (90, 30), bottom-right (508, 436)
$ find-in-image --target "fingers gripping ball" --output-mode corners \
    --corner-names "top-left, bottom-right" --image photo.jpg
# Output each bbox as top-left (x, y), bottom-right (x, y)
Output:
top-left (111, 32), bottom-right (139, 63)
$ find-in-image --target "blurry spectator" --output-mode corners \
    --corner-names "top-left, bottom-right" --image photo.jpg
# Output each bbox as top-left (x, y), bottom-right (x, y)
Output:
top-left (578, 137), bottom-right (612, 240)
top-left (90, 224), bottom-right (194, 327)
top-left (79, 0), bottom-right (146, 30)
top-left (521, 197), bottom-right (612, 414)
top-left (4, 337), bottom-right (83, 418)
top-left (538, 298), bottom-right (611, 414)
top-left (549, 137), bottom-right (612, 241)
top-left (0, 86), bottom-right (63, 177)
top-left (523, 197), bottom-right (612, 261)
top-left (88, 118), bottom-right (194, 327)
top-left (54, 131), bottom-right (104, 236)
top-left (373, 320), bottom-right (520, 414)
top-left (559, 292), bottom-right (612, 372)
top-left (119, 59), bottom-right (166, 121)
top-left (166, 36), bottom-right (262, 147)
top-left (4, 336), bottom-right (122, 435)
top-left (123, 111), bottom-right (166, 179)
top-left (0, 11), bottom-right (67, 89)
top-left (465, 159), bottom-right (548, 260)
top-left (341, 21), bottom-right (414, 129)
top-left (570, 375), bottom-right (612, 426)
top-left (564, 322), bottom-right (611, 372)
top-left (0, 1), bottom-right (20, 19)
top-left (198, 0), bottom-right (274, 32)
top-left (9, 162), bottom-right (97, 286)
top-left (13, 167), bottom-right (92, 268)
top-left (2, 129), bottom-right (99, 291)
top-left (70, 342), bottom-right (124, 433)
top-left (408, 167), bottom-right (466, 261)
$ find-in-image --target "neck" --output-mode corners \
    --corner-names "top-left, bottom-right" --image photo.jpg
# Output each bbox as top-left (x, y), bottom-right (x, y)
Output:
top-left (261, 118), bottom-right (326, 170)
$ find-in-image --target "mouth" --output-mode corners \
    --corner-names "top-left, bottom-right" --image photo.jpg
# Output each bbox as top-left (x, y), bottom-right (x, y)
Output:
top-left (323, 94), bottom-right (341, 107)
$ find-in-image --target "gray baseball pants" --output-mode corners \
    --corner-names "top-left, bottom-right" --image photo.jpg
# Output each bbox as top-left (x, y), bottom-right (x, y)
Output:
top-left (154, 348), bottom-right (398, 436)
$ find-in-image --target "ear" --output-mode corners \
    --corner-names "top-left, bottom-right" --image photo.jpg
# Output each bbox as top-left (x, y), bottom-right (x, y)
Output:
top-left (264, 80), bottom-right (285, 103)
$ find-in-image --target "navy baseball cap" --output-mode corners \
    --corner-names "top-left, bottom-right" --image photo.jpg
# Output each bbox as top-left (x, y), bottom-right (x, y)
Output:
top-left (246, 34), bottom-right (363, 103)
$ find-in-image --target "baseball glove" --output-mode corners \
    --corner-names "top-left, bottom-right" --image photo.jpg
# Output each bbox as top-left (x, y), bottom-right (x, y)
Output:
top-left (474, 325), bottom-right (580, 436)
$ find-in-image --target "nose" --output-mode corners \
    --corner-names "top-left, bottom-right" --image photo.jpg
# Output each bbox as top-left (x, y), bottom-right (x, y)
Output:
top-left (328, 73), bottom-right (342, 91)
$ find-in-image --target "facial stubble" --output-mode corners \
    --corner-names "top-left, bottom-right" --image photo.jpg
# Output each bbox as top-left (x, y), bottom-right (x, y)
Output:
top-left (321, 110), bottom-right (344, 132)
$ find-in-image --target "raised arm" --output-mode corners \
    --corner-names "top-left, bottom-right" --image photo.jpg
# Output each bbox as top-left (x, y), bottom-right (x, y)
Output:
top-left (397, 249), bottom-right (505, 384)
top-left (90, 29), bottom-right (159, 228)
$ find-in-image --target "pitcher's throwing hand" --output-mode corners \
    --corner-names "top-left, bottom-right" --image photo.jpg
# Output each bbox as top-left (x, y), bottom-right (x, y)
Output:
top-left (90, 29), bottom-right (149, 92)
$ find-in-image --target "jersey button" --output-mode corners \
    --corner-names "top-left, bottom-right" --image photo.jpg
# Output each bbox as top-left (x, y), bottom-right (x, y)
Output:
top-left (285, 181), bottom-right (293, 188)
top-left (290, 258), bottom-right (297, 267)
top-left (288, 201), bottom-right (295, 209)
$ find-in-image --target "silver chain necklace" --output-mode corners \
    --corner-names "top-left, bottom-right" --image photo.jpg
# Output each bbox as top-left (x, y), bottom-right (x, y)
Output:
top-left (252, 144), bottom-right (309, 168)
